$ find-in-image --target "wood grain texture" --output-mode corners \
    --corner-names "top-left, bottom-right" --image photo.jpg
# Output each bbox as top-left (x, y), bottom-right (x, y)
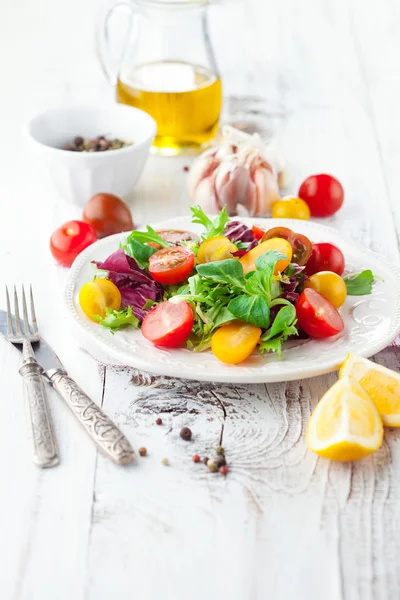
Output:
top-left (0, 0), bottom-right (399, 598)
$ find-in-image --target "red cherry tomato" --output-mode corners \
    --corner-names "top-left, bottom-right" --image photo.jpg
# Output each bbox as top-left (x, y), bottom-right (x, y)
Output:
top-left (261, 226), bottom-right (312, 266)
top-left (149, 246), bottom-right (194, 284)
top-left (296, 288), bottom-right (344, 338)
top-left (305, 242), bottom-right (345, 276)
top-left (141, 301), bottom-right (194, 347)
top-left (50, 220), bottom-right (97, 267)
top-left (298, 174), bottom-right (344, 217)
top-left (251, 225), bottom-right (265, 240)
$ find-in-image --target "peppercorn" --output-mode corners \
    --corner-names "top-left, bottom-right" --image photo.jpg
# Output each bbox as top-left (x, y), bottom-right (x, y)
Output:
top-left (215, 455), bottom-right (226, 468)
top-left (63, 144), bottom-right (76, 151)
top-left (219, 465), bottom-right (229, 475)
top-left (74, 136), bottom-right (84, 147)
top-left (155, 417), bottom-right (163, 425)
top-left (183, 165), bottom-right (189, 172)
top-left (161, 457), bottom-right (169, 466)
top-left (207, 459), bottom-right (218, 473)
top-left (180, 427), bottom-right (192, 441)
top-left (216, 446), bottom-right (225, 455)
top-left (192, 454), bottom-right (201, 463)
top-left (138, 447), bottom-right (147, 457)
top-left (202, 456), bottom-right (209, 465)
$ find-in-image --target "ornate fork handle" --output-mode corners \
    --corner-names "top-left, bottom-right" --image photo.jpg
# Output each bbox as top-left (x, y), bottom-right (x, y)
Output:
top-left (47, 369), bottom-right (135, 465)
top-left (19, 359), bottom-right (59, 468)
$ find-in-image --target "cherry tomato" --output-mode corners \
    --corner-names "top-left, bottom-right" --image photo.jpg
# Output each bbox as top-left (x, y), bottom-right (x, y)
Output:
top-left (50, 220), bottom-right (97, 267)
top-left (157, 230), bottom-right (199, 246)
top-left (149, 246), bottom-right (194, 285)
top-left (141, 301), bottom-right (194, 347)
top-left (304, 271), bottom-right (347, 308)
top-left (252, 225), bottom-right (265, 240)
top-left (197, 236), bottom-right (238, 264)
top-left (305, 242), bottom-right (345, 276)
top-left (79, 279), bottom-right (121, 320)
top-left (296, 288), bottom-right (344, 338)
top-left (240, 238), bottom-right (292, 275)
top-left (261, 227), bottom-right (312, 266)
top-left (271, 196), bottom-right (310, 220)
top-left (211, 321), bottom-right (262, 364)
top-left (83, 193), bottom-right (134, 238)
top-left (298, 174), bottom-right (344, 217)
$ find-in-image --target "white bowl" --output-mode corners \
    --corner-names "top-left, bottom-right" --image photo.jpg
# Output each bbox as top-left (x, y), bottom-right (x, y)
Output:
top-left (26, 105), bottom-right (156, 207)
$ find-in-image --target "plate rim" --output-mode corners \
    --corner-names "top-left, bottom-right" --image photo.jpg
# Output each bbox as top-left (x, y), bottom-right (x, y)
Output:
top-left (65, 216), bottom-right (400, 383)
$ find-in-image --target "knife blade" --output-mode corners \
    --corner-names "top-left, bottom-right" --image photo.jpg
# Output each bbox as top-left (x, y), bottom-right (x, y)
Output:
top-left (0, 309), bottom-right (135, 465)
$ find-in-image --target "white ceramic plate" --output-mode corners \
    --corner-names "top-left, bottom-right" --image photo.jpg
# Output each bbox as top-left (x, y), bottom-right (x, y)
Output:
top-left (65, 217), bottom-right (400, 383)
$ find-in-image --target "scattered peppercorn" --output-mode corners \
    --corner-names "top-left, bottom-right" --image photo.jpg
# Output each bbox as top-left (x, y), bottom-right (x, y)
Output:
top-left (207, 459), bottom-right (218, 473)
top-left (215, 455), bottom-right (227, 468)
top-left (62, 135), bottom-right (132, 153)
top-left (192, 454), bottom-right (201, 463)
top-left (216, 446), bottom-right (225, 456)
top-left (183, 165), bottom-right (189, 172)
top-left (155, 417), bottom-right (163, 425)
top-left (202, 456), bottom-right (209, 465)
top-left (180, 427), bottom-right (192, 441)
top-left (138, 447), bottom-right (147, 457)
top-left (161, 457), bottom-right (169, 466)
top-left (219, 465), bottom-right (229, 476)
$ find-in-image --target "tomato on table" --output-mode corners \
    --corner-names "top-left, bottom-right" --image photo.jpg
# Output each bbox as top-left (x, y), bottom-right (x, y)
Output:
top-left (211, 321), bottom-right (262, 364)
top-left (261, 226), bottom-right (312, 266)
top-left (141, 301), bottom-right (194, 348)
top-left (298, 174), bottom-right (344, 217)
top-left (82, 193), bottom-right (134, 238)
top-left (296, 288), bottom-right (344, 338)
top-left (251, 225), bottom-right (265, 240)
top-left (149, 246), bottom-right (194, 284)
top-left (197, 236), bottom-right (238, 264)
top-left (305, 242), bottom-right (345, 276)
top-left (79, 278), bottom-right (121, 320)
top-left (50, 220), bottom-right (97, 267)
top-left (240, 238), bottom-right (292, 275)
top-left (271, 196), bottom-right (310, 220)
top-left (304, 271), bottom-right (347, 308)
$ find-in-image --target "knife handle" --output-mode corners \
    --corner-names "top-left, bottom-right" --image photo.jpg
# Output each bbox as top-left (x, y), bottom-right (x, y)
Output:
top-left (19, 359), bottom-right (59, 468)
top-left (47, 369), bottom-right (135, 465)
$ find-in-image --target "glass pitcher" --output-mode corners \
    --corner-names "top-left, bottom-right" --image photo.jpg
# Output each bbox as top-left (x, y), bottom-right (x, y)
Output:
top-left (97, 0), bottom-right (222, 155)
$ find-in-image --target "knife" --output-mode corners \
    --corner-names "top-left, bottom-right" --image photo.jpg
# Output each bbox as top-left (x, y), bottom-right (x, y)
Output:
top-left (0, 310), bottom-right (135, 465)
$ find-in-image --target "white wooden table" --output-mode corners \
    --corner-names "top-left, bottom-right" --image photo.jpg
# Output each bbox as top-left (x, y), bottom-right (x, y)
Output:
top-left (1, 1), bottom-right (400, 598)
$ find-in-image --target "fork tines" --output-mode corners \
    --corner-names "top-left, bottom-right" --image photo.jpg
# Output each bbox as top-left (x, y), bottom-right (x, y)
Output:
top-left (5, 285), bottom-right (38, 339)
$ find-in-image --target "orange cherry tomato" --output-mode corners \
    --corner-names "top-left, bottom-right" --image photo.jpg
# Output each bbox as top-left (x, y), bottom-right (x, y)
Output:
top-left (239, 238), bottom-right (292, 275)
top-left (304, 271), bottom-right (347, 308)
top-left (211, 321), bottom-right (262, 364)
top-left (197, 236), bottom-right (238, 264)
top-left (271, 196), bottom-right (310, 220)
top-left (251, 225), bottom-right (265, 240)
top-left (79, 278), bottom-right (121, 320)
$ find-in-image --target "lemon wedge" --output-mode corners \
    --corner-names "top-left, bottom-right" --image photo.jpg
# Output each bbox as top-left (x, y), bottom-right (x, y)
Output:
top-left (306, 376), bottom-right (383, 461)
top-left (340, 353), bottom-right (400, 427)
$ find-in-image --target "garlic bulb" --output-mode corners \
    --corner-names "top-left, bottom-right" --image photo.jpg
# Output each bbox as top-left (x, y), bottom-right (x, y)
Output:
top-left (188, 126), bottom-right (283, 216)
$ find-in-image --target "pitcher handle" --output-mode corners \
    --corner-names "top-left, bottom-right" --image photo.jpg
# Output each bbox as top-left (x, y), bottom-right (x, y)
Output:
top-left (96, 1), bottom-right (134, 86)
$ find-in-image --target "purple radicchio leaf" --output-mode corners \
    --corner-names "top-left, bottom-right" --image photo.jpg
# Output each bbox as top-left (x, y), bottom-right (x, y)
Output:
top-left (280, 263), bottom-right (307, 303)
top-left (223, 221), bottom-right (258, 250)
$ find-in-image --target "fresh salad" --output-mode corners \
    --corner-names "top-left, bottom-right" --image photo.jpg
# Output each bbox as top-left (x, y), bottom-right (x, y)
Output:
top-left (78, 206), bottom-right (376, 365)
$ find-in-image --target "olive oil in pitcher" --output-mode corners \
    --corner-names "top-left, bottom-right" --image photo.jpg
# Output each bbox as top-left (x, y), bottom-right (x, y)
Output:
top-left (117, 61), bottom-right (222, 155)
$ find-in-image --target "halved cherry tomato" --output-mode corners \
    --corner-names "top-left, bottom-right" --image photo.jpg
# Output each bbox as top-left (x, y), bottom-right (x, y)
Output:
top-left (271, 196), bottom-right (310, 220)
top-left (141, 301), bottom-right (194, 347)
top-left (305, 242), bottom-right (345, 276)
top-left (149, 246), bottom-right (194, 285)
top-left (197, 236), bottom-right (238, 264)
top-left (240, 238), bottom-right (292, 275)
top-left (298, 174), bottom-right (344, 217)
top-left (296, 288), bottom-right (344, 338)
top-left (211, 321), bottom-right (262, 364)
top-left (50, 220), bottom-right (97, 267)
top-left (261, 227), bottom-right (312, 266)
top-left (157, 229), bottom-right (199, 245)
top-left (304, 271), bottom-right (347, 308)
top-left (252, 225), bottom-right (265, 240)
top-left (79, 278), bottom-right (121, 321)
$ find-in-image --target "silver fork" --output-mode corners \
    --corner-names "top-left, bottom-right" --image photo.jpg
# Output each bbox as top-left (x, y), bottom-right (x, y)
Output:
top-left (6, 285), bottom-right (59, 468)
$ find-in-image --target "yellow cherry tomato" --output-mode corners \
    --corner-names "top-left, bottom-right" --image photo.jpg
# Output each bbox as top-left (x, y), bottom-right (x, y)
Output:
top-left (240, 238), bottom-right (292, 275)
top-left (197, 235), bottom-right (238, 264)
top-left (79, 278), bottom-right (121, 320)
top-left (304, 271), bottom-right (347, 308)
top-left (211, 321), bottom-right (262, 364)
top-left (272, 196), bottom-right (311, 220)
